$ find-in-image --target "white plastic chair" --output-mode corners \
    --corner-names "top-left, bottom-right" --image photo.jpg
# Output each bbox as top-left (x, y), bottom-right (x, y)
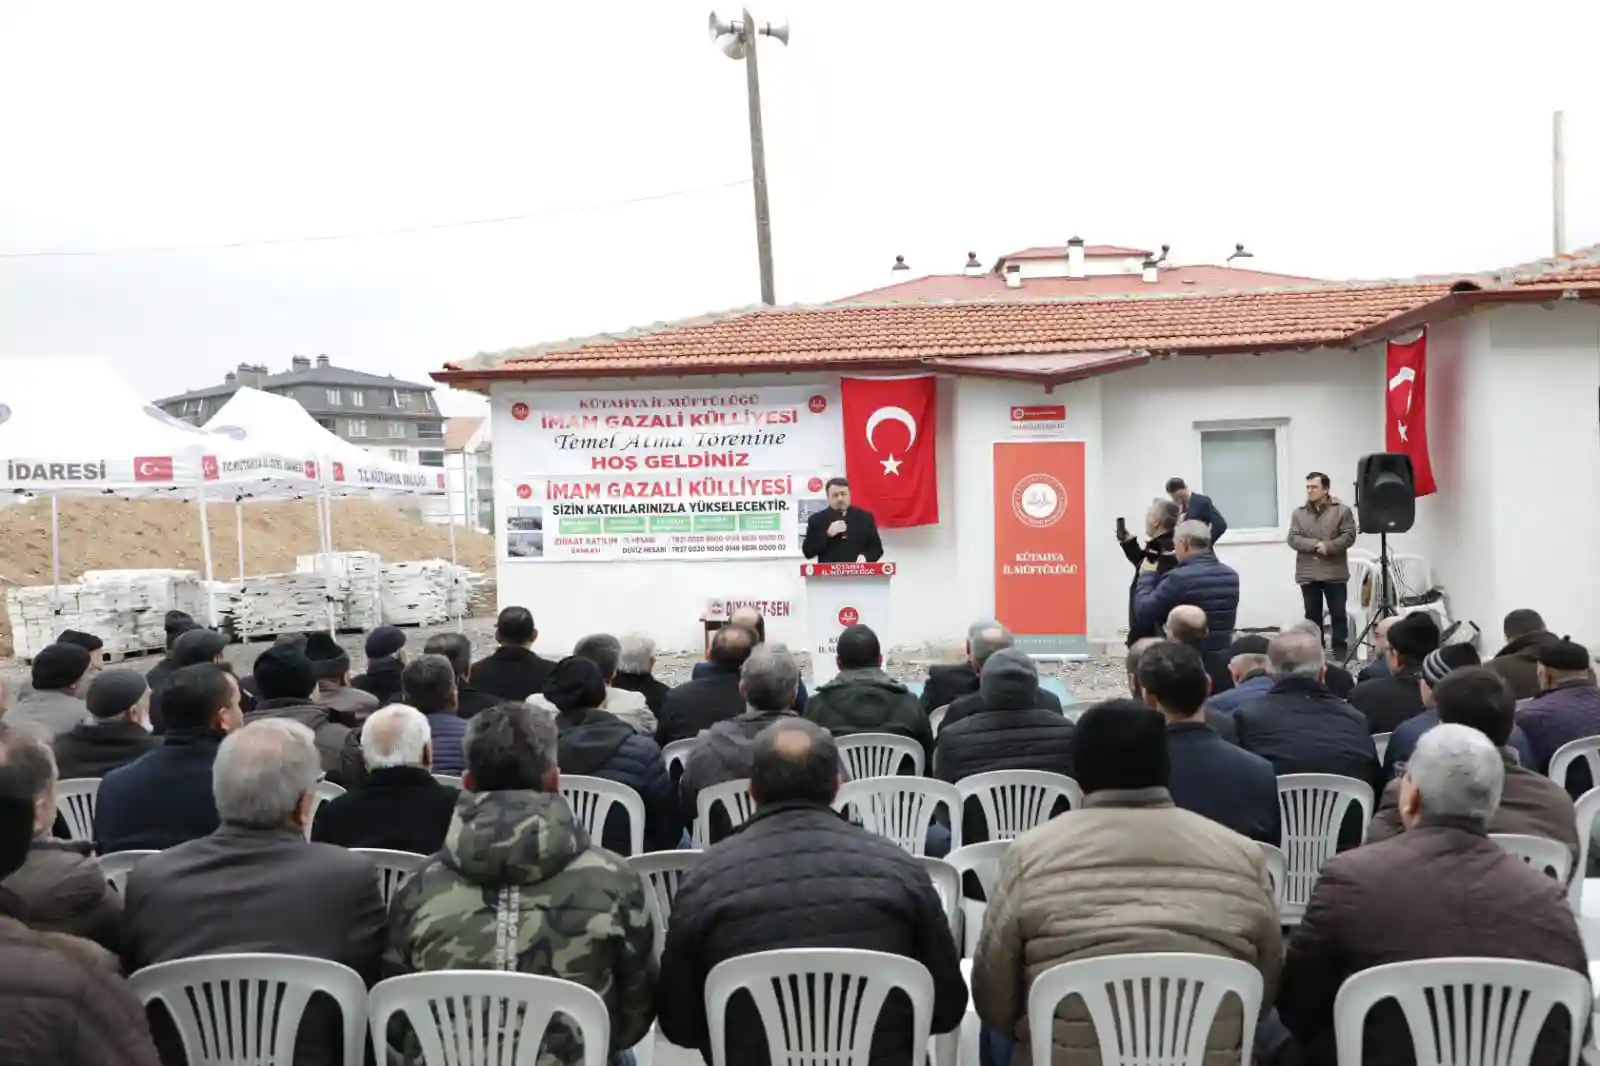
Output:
top-left (304, 779), bottom-right (347, 840)
top-left (956, 770), bottom-right (1081, 841)
top-left (351, 848), bottom-right (428, 906)
top-left (1574, 788), bottom-right (1600, 913)
top-left (1333, 958), bottom-right (1591, 1066)
top-left (98, 849), bottom-right (158, 894)
top-left (1276, 774), bottom-right (1374, 925)
top-left (835, 778), bottom-right (961, 857)
top-left (694, 778), bottom-right (757, 847)
top-left (837, 733), bottom-right (925, 778)
top-left (1550, 737), bottom-right (1600, 795)
top-left (947, 841), bottom-right (1011, 958)
top-left (1256, 841), bottom-right (1287, 913)
top-left (54, 777), bottom-right (99, 844)
top-left (661, 738), bottom-right (697, 779)
top-left (560, 775), bottom-right (646, 856)
top-left (432, 773), bottom-right (463, 790)
top-left (369, 970), bottom-right (612, 1066)
top-left (929, 706), bottom-right (948, 736)
top-left (706, 948), bottom-right (934, 1066)
top-left (1492, 833), bottom-right (1575, 885)
top-left (128, 953), bottom-right (367, 1066)
top-left (919, 856), bottom-right (961, 937)
top-left (628, 849), bottom-right (703, 960)
top-left (1372, 732), bottom-right (1392, 764)
top-left (1027, 953), bottom-right (1265, 1066)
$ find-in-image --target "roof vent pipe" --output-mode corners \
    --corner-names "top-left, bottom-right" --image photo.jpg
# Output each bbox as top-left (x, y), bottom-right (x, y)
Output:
top-left (1066, 235), bottom-right (1086, 278)
top-left (963, 252), bottom-right (984, 278)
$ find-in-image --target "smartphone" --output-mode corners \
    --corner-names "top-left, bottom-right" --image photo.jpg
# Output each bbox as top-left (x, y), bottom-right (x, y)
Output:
top-left (1115, 516), bottom-right (1127, 539)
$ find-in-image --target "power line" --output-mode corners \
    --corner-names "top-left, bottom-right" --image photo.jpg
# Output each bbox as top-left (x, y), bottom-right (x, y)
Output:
top-left (0, 177), bottom-right (752, 259)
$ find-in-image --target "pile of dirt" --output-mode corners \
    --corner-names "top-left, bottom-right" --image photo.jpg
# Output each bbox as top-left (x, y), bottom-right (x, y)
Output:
top-left (0, 496), bottom-right (495, 656)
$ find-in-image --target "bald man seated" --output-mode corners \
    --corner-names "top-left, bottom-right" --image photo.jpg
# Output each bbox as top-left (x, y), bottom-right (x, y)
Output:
top-left (1165, 606), bottom-right (1237, 700)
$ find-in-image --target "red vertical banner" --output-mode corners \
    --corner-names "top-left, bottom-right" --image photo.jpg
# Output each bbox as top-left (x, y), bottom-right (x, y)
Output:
top-left (1385, 330), bottom-right (1437, 496)
top-left (993, 441), bottom-right (1088, 656)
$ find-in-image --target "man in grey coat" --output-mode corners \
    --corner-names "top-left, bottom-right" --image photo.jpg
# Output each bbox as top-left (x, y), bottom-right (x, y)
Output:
top-left (9, 643), bottom-right (93, 738)
top-left (1287, 471), bottom-right (1359, 661)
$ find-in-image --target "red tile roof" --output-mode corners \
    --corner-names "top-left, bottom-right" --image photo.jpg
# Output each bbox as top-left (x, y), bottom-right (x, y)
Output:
top-left (839, 264), bottom-right (1317, 303)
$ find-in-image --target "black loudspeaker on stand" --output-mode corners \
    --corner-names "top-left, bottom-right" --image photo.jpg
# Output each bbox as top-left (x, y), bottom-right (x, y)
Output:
top-left (1345, 452), bottom-right (1417, 667)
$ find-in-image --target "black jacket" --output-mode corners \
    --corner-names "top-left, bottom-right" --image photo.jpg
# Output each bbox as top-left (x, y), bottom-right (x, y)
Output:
top-left (934, 698), bottom-right (1076, 844)
top-left (51, 720), bottom-right (160, 780)
top-left (556, 708), bottom-right (682, 856)
top-left (940, 684), bottom-right (1063, 732)
top-left (802, 506), bottom-right (884, 564)
top-left (921, 663), bottom-right (978, 716)
top-left (1132, 550), bottom-right (1240, 652)
top-left (656, 801), bottom-right (967, 1065)
top-left (612, 671), bottom-right (670, 717)
top-left (311, 766), bottom-right (459, 855)
top-left (1181, 492), bottom-right (1228, 542)
top-left (468, 646), bottom-right (555, 702)
top-left (656, 665), bottom-right (748, 747)
top-left (454, 683), bottom-right (502, 720)
top-left (351, 656), bottom-right (405, 706)
top-left (93, 730), bottom-right (223, 854)
top-left (1120, 531), bottom-right (1178, 640)
top-left (1347, 668), bottom-right (1427, 735)
top-left (1166, 720), bottom-right (1281, 844)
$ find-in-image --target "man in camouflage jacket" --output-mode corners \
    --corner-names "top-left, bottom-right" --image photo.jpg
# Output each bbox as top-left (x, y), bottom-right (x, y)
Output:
top-left (384, 702), bottom-right (657, 1066)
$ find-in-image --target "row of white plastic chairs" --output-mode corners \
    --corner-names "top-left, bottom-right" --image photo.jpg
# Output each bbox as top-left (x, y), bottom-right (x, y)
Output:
top-left (117, 945), bottom-right (1596, 1066)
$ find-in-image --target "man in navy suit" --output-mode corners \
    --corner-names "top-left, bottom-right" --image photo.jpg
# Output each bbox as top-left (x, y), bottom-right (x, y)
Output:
top-left (1166, 477), bottom-right (1228, 542)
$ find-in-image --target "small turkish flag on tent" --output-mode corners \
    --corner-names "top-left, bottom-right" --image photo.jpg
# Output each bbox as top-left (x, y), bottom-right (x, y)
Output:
top-left (1386, 331), bottom-right (1437, 496)
top-left (839, 376), bottom-right (939, 527)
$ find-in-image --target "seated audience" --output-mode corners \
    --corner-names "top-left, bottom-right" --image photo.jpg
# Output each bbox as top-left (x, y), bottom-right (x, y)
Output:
top-left (312, 704), bottom-right (458, 855)
top-left (938, 622), bottom-right (1063, 731)
top-left (11, 643), bottom-right (92, 738)
top-left (245, 642), bottom-right (353, 784)
top-left (1279, 724), bottom-right (1587, 1066)
top-left (401, 654), bottom-right (468, 776)
top-left (0, 782), bottom-right (161, 1066)
top-left (922, 618), bottom-right (1007, 716)
top-left (385, 702), bottom-right (656, 1066)
top-left (691, 607), bottom-right (811, 710)
top-left (660, 718), bottom-right (966, 1064)
top-left (95, 663), bottom-right (242, 853)
top-left (352, 624), bottom-right (408, 705)
top-left (1355, 616), bottom-right (1397, 683)
top-left (1120, 497), bottom-right (1181, 642)
top-left (142, 609), bottom-right (198, 701)
top-left (1166, 604), bottom-right (1235, 697)
top-left (545, 656), bottom-right (680, 855)
top-left (1137, 641), bottom-right (1280, 843)
top-left (531, 633), bottom-right (655, 736)
top-left (1517, 637), bottom-right (1600, 794)
top-left (1369, 669), bottom-right (1578, 865)
top-left (304, 630), bottom-right (380, 720)
top-left (1132, 520), bottom-right (1239, 654)
top-left (151, 626), bottom-right (241, 731)
top-left (0, 730), bottom-right (121, 951)
top-left (1487, 608), bottom-right (1561, 701)
top-left (11, 628), bottom-right (103, 702)
top-left (468, 606), bottom-right (554, 701)
top-left (1382, 644), bottom-right (1536, 776)
top-left (1235, 629), bottom-right (1383, 794)
top-left (1204, 634), bottom-right (1273, 715)
top-left (1279, 619), bottom-right (1357, 697)
top-left (124, 719), bottom-right (385, 1066)
top-left (423, 632), bottom-right (500, 719)
top-left (612, 633), bottom-right (670, 717)
top-left (1348, 612), bottom-right (1439, 734)
top-left (804, 623), bottom-right (933, 764)
top-left (657, 623), bottom-right (758, 747)
top-left (973, 701), bottom-right (1280, 1066)
top-left (1129, 636), bottom-right (1237, 742)
top-left (52, 668), bottom-right (159, 780)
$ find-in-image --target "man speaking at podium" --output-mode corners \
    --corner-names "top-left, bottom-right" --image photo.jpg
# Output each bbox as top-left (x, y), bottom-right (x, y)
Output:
top-left (803, 477), bottom-right (884, 564)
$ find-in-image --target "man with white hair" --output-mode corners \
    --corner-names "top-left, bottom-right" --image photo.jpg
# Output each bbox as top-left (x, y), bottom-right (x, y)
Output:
top-left (1132, 520), bottom-right (1239, 654)
top-left (1279, 724), bottom-right (1587, 1066)
top-left (612, 632), bottom-right (669, 717)
top-left (123, 718), bottom-right (385, 1066)
top-left (313, 704), bottom-right (461, 854)
top-left (1280, 618), bottom-right (1357, 696)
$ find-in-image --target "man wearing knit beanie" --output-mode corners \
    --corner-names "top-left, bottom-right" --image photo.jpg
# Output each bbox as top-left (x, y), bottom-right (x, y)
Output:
top-left (10, 644), bottom-right (92, 738)
top-left (971, 699), bottom-right (1280, 1066)
top-left (53, 669), bottom-right (162, 780)
top-left (243, 644), bottom-right (354, 785)
top-left (1348, 613), bottom-right (1441, 735)
top-left (1519, 638), bottom-right (1600, 793)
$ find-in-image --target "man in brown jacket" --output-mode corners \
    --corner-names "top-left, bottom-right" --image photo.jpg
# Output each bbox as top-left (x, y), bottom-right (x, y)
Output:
top-left (1368, 668), bottom-right (1578, 873)
top-left (1281, 723), bottom-right (1587, 1066)
top-left (972, 700), bottom-right (1281, 1066)
top-left (1287, 472), bottom-right (1359, 661)
top-left (1487, 608), bottom-right (1562, 701)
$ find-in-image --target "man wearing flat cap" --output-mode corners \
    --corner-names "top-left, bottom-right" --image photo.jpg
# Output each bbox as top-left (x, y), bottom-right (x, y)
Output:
top-left (10, 644), bottom-right (93, 737)
top-left (53, 669), bottom-right (160, 780)
top-left (1518, 637), bottom-right (1600, 796)
top-left (352, 626), bottom-right (407, 707)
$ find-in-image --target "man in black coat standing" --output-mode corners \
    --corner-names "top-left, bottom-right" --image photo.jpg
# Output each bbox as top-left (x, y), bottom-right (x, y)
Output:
top-left (658, 718), bottom-right (967, 1065)
top-left (802, 477), bottom-right (884, 564)
top-left (468, 607), bottom-right (555, 702)
top-left (1166, 476), bottom-right (1228, 542)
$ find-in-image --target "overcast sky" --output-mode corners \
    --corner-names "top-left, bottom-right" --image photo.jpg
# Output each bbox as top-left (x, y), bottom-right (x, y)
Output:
top-left (1, 1), bottom-right (1595, 415)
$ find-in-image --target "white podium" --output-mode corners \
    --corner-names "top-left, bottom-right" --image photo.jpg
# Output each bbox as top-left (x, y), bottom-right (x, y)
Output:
top-left (801, 561), bottom-right (896, 685)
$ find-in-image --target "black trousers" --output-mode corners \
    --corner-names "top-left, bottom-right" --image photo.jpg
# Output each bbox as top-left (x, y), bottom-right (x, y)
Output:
top-left (1301, 580), bottom-right (1349, 652)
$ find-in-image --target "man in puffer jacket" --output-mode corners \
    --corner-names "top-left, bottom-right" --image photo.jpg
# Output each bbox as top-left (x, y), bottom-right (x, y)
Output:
top-left (1132, 520), bottom-right (1239, 654)
top-left (244, 643), bottom-right (354, 785)
top-left (384, 702), bottom-right (656, 1066)
top-left (545, 656), bottom-right (680, 855)
top-left (803, 624), bottom-right (933, 766)
top-left (529, 634), bottom-right (655, 736)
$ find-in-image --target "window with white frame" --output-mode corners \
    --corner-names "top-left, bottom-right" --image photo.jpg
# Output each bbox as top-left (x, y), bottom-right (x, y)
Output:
top-left (388, 448), bottom-right (409, 462)
top-left (346, 419), bottom-right (368, 438)
top-left (349, 391), bottom-right (365, 407)
top-left (326, 389), bottom-right (343, 406)
top-left (1196, 420), bottom-right (1286, 531)
top-left (388, 422), bottom-right (407, 438)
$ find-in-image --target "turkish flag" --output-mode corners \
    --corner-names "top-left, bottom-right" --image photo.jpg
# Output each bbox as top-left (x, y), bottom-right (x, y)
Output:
top-left (839, 376), bottom-right (939, 527)
top-left (1385, 331), bottom-right (1437, 496)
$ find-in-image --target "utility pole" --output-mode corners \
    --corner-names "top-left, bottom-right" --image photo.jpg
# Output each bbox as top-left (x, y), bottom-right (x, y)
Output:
top-left (1553, 110), bottom-right (1567, 257)
top-left (710, 11), bottom-right (788, 305)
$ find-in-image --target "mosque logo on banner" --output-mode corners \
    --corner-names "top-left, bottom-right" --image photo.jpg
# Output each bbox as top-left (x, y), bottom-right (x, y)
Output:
top-left (1011, 472), bottom-right (1067, 528)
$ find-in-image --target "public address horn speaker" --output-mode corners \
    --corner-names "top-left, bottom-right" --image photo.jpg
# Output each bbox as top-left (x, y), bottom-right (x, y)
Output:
top-left (1355, 452), bottom-right (1416, 534)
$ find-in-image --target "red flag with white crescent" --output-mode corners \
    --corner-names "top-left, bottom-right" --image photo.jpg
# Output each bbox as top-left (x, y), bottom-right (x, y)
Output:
top-left (839, 376), bottom-right (939, 527)
top-left (1385, 330), bottom-right (1436, 496)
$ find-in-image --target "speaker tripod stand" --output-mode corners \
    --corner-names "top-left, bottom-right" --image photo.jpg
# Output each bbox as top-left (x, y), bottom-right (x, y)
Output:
top-left (1342, 533), bottom-right (1402, 670)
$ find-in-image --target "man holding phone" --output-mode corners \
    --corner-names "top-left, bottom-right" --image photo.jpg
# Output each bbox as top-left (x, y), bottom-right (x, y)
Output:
top-left (803, 477), bottom-right (885, 565)
top-left (1118, 498), bottom-right (1180, 641)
